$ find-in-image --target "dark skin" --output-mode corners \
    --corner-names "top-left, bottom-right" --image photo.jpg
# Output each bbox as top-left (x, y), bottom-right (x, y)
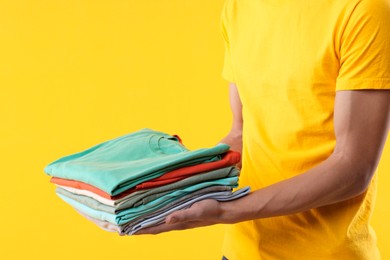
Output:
top-left (135, 85), bottom-right (390, 235)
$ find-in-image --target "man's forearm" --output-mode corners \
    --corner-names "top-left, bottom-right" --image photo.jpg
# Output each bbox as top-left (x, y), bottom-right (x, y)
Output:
top-left (219, 151), bottom-right (376, 223)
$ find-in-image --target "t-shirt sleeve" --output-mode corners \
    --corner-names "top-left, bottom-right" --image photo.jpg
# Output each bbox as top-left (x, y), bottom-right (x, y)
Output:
top-left (220, 0), bottom-right (236, 83)
top-left (336, 0), bottom-right (390, 91)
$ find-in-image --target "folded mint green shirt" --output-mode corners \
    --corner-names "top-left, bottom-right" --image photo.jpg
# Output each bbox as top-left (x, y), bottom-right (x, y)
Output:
top-left (45, 129), bottom-right (230, 196)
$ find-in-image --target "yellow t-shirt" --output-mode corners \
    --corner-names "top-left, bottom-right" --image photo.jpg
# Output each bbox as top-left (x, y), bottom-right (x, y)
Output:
top-left (220, 0), bottom-right (390, 259)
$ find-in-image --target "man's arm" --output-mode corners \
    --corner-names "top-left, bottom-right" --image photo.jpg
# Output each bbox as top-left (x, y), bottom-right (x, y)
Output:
top-left (219, 83), bottom-right (243, 157)
top-left (136, 89), bottom-right (390, 234)
top-left (221, 89), bottom-right (390, 222)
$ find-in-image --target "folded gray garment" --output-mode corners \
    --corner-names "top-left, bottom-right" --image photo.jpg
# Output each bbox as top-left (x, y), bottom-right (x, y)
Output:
top-left (126, 186), bottom-right (251, 235)
top-left (56, 166), bottom-right (239, 214)
top-left (117, 166), bottom-right (239, 211)
top-left (77, 186), bottom-right (250, 235)
top-left (118, 186), bottom-right (232, 233)
top-left (76, 186), bottom-right (236, 235)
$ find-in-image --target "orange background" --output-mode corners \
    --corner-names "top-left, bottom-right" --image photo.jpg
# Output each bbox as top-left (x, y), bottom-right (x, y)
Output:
top-left (0, 1), bottom-right (388, 259)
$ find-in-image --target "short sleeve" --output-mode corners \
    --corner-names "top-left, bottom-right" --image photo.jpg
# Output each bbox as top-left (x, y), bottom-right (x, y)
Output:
top-left (220, 0), bottom-right (236, 83)
top-left (336, 0), bottom-right (390, 91)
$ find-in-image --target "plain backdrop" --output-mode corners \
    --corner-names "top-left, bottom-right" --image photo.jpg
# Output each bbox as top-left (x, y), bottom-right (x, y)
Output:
top-left (0, 1), bottom-right (389, 259)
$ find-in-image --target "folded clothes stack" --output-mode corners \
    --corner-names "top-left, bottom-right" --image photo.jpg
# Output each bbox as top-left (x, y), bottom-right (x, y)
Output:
top-left (44, 129), bottom-right (250, 235)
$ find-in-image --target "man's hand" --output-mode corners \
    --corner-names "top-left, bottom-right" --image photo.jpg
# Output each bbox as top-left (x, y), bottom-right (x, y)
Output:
top-left (134, 199), bottom-right (226, 235)
top-left (219, 82), bottom-right (243, 167)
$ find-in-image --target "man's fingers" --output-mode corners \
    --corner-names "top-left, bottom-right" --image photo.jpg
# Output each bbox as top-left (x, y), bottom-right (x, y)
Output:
top-left (134, 220), bottom-right (197, 235)
top-left (133, 200), bottom-right (220, 235)
top-left (166, 208), bottom-right (194, 224)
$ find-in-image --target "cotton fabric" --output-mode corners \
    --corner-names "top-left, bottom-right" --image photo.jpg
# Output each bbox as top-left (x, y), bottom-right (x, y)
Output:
top-left (56, 167), bottom-right (240, 214)
top-left (45, 129), bottom-right (230, 196)
top-left (46, 128), bottom-right (250, 235)
top-left (76, 186), bottom-right (250, 235)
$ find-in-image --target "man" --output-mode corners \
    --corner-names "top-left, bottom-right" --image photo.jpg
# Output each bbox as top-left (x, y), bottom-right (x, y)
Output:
top-left (138, 0), bottom-right (390, 259)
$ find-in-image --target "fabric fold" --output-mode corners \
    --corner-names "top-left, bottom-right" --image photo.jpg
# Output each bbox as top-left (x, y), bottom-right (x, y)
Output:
top-left (45, 129), bottom-right (230, 196)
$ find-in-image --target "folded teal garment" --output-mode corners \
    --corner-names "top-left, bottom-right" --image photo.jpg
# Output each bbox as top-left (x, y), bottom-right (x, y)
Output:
top-left (56, 176), bottom-right (239, 225)
top-left (56, 167), bottom-right (239, 214)
top-left (45, 129), bottom-right (230, 196)
top-left (127, 167), bottom-right (239, 210)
